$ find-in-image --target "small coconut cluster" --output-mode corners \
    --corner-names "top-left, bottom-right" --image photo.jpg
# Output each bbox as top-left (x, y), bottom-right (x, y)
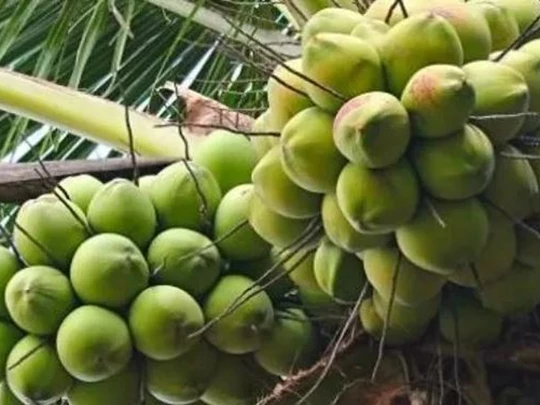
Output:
top-left (251, 0), bottom-right (540, 348)
top-left (0, 131), bottom-right (327, 405)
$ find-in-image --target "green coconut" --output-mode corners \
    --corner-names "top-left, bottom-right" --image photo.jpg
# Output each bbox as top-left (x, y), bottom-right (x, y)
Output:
top-left (281, 106), bottom-right (346, 192)
top-left (56, 305), bottom-right (133, 383)
top-left (489, 0), bottom-right (540, 33)
top-left (372, 290), bottom-right (441, 331)
top-left (380, 12), bottom-right (464, 96)
top-left (254, 307), bottom-right (318, 376)
top-left (301, 8), bottom-right (367, 47)
top-left (302, 33), bottom-right (384, 112)
top-left (87, 178), bottom-right (157, 249)
top-left (5, 266), bottom-right (76, 335)
top-left (0, 322), bottom-right (23, 381)
top-left (363, 246), bottom-right (446, 307)
top-left (365, 0), bottom-right (450, 25)
top-left (249, 110), bottom-right (280, 160)
top-left (321, 193), bottom-right (392, 254)
top-left (70, 233), bottom-right (149, 308)
top-left (138, 175), bottom-right (156, 197)
top-left (482, 144), bottom-right (539, 221)
top-left (252, 145), bottom-right (322, 219)
top-left (231, 249), bottom-right (295, 300)
top-left (496, 49), bottom-right (540, 133)
top-left (150, 161), bottom-right (222, 231)
top-left (192, 130), bottom-right (258, 194)
top-left (409, 1), bottom-right (492, 62)
top-left (13, 194), bottom-right (89, 270)
top-left (464, 60), bottom-right (530, 145)
top-left (146, 228), bottom-right (221, 297)
top-left (55, 175), bottom-right (104, 214)
top-left (439, 289), bottom-right (503, 347)
top-left (313, 238), bottom-right (366, 303)
top-left (333, 91), bottom-right (410, 168)
top-left (213, 184), bottom-right (271, 261)
top-left (0, 382), bottom-right (23, 405)
top-left (396, 197), bottom-right (489, 275)
top-left (201, 355), bottom-right (272, 405)
top-left (146, 340), bottom-right (219, 404)
top-left (203, 274), bottom-right (274, 354)
top-left (359, 297), bottom-right (426, 346)
top-left (129, 285), bottom-right (204, 361)
top-left (478, 262), bottom-right (540, 315)
top-left (515, 225), bottom-right (540, 268)
top-left (6, 335), bottom-right (73, 404)
top-left (67, 359), bottom-right (141, 405)
top-left (336, 158), bottom-right (420, 234)
top-left (350, 19), bottom-right (389, 49)
top-left (410, 124), bottom-right (495, 200)
top-left (520, 39), bottom-right (540, 56)
top-left (449, 206), bottom-right (516, 287)
top-left (469, 0), bottom-right (520, 51)
top-left (266, 59), bottom-right (314, 130)
top-left (248, 192), bottom-right (313, 249)
top-left (0, 246), bottom-right (19, 319)
top-left (400, 64), bottom-right (476, 138)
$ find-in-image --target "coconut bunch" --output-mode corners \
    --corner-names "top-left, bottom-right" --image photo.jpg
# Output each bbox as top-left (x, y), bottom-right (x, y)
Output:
top-left (0, 132), bottom-right (328, 405)
top-left (250, 0), bottom-right (540, 349)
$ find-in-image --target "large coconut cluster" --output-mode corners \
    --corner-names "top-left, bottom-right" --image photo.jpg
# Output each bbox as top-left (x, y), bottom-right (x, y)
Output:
top-left (0, 134), bottom-right (329, 405)
top-left (250, 0), bottom-right (540, 348)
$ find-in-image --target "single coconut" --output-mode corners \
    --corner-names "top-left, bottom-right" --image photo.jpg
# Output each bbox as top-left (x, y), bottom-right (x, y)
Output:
top-left (5, 266), bottom-right (76, 335)
top-left (249, 110), bottom-right (280, 160)
top-left (400, 64), bottom-right (476, 138)
top-left (469, 0), bottom-right (520, 51)
top-left (333, 91), bottom-right (410, 168)
top-left (302, 33), bottom-right (384, 112)
top-left (55, 175), bottom-right (103, 214)
top-left (496, 49), bottom-right (540, 132)
top-left (248, 191), bottom-right (314, 249)
top-left (266, 59), bottom-right (314, 130)
top-left (0, 322), bottom-right (23, 381)
top-left (201, 355), bottom-right (272, 405)
top-left (482, 144), bottom-right (539, 221)
top-left (515, 225), bottom-right (540, 268)
top-left (13, 194), bottom-right (89, 270)
top-left (0, 246), bottom-right (19, 319)
top-left (254, 307), bottom-right (318, 376)
top-left (478, 262), bottom-right (540, 315)
top-left (301, 8), bottom-right (367, 47)
top-left (192, 130), bottom-right (258, 194)
top-left (313, 238), bottom-right (367, 303)
top-left (396, 197), bottom-right (489, 275)
top-left (281, 107), bottom-right (347, 192)
top-left (56, 305), bottom-right (133, 383)
top-left (203, 274), bottom-right (274, 354)
top-left (464, 60), bottom-right (530, 145)
top-left (87, 179), bottom-right (157, 249)
top-left (70, 233), bottom-right (149, 308)
top-left (336, 158), bottom-right (420, 234)
top-left (363, 246), bottom-right (446, 307)
top-left (67, 358), bottom-right (141, 405)
top-left (380, 12), bottom-right (464, 96)
top-left (489, 0), bottom-right (540, 33)
top-left (409, 1), bottom-right (492, 62)
top-left (251, 145), bottom-right (322, 219)
top-left (0, 382), bottom-right (23, 405)
top-left (321, 193), bottom-right (392, 254)
top-left (410, 124), bottom-right (495, 200)
top-left (150, 161), bottom-right (222, 231)
top-left (213, 184), bottom-right (271, 261)
top-left (138, 175), bottom-right (156, 197)
top-left (128, 285), bottom-right (204, 361)
top-left (439, 288), bottom-right (503, 347)
top-left (146, 340), bottom-right (219, 404)
top-left (449, 205), bottom-right (516, 287)
top-left (146, 228), bottom-right (221, 297)
top-left (6, 335), bottom-right (73, 404)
